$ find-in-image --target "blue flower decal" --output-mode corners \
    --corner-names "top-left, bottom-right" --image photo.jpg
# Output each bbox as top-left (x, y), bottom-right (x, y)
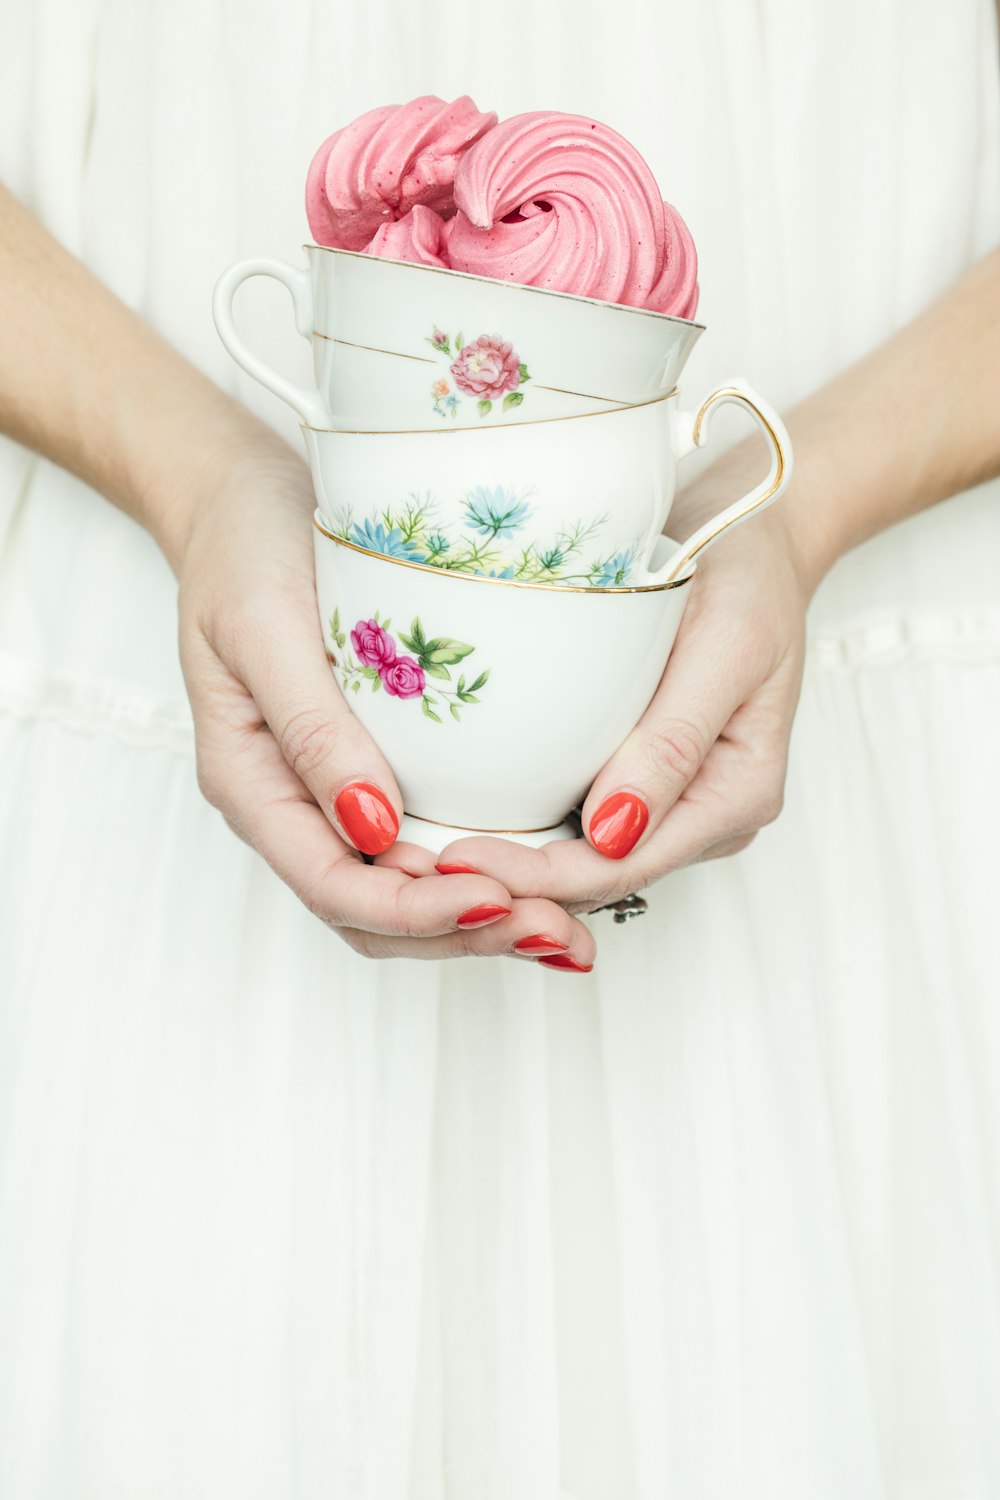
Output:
top-left (485, 565), bottom-right (516, 579)
top-left (351, 519), bottom-right (424, 561)
top-left (425, 532), bottom-right (451, 556)
top-left (463, 486), bottom-right (533, 540)
top-left (593, 551), bottom-right (635, 587)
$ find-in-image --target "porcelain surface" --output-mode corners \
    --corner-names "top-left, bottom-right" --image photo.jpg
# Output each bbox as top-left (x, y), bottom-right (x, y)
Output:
top-left (305, 394), bottom-right (679, 588)
top-left (314, 517), bottom-right (693, 832)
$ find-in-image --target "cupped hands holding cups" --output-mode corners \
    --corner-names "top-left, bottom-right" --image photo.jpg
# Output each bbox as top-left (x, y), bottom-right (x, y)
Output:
top-left (175, 421), bottom-right (808, 972)
top-left (6, 178), bottom-right (997, 976)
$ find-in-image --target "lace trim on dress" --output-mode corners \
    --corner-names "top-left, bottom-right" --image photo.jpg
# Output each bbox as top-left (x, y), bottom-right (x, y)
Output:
top-left (0, 649), bottom-right (194, 754)
top-left (807, 607), bottom-right (1000, 670)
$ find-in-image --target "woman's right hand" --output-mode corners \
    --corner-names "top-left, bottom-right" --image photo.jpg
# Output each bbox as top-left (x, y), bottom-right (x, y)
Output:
top-left (172, 434), bottom-right (596, 967)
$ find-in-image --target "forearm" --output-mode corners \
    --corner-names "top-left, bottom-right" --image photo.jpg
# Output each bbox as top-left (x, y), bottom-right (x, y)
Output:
top-left (0, 183), bottom-right (295, 572)
top-left (686, 246), bottom-right (1000, 594)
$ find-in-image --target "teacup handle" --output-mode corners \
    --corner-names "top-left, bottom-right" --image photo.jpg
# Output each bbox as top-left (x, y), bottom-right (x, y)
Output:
top-left (660, 377), bottom-right (793, 583)
top-left (212, 257), bottom-right (328, 427)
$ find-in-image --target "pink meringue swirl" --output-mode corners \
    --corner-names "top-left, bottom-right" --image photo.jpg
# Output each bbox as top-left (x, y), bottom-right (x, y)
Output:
top-left (367, 204), bottom-right (449, 267)
top-left (445, 112), bottom-right (699, 317)
top-left (306, 95), bottom-right (497, 251)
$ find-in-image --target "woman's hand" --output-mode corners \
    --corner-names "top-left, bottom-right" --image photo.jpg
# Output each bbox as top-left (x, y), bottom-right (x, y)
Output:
top-left (391, 460), bottom-right (814, 917)
top-left (174, 436), bottom-right (597, 964)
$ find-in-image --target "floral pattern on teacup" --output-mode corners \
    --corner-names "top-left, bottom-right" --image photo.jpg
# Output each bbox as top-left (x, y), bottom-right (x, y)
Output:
top-left (330, 488), bottom-right (640, 587)
top-left (328, 608), bottom-right (490, 724)
top-left (426, 327), bottom-right (531, 419)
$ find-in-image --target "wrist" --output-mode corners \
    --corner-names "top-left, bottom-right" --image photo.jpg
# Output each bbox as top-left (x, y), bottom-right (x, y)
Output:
top-left (130, 394), bottom-right (304, 575)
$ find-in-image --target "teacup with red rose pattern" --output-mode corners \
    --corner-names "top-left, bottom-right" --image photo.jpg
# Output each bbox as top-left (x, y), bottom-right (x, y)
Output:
top-left (212, 243), bottom-right (705, 430)
top-left (313, 514), bottom-right (694, 846)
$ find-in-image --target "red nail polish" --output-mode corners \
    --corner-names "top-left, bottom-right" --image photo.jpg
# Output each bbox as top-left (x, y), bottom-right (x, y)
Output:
top-left (435, 861), bottom-right (481, 875)
top-left (537, 954), bottom-right (594, 974)
top-left (513, 935), bottom-right (570, 956)
top-left (456, 904), bottom-right (511, 929)
top-left (333, 781), bottom-right (399, 856)
top-left (589, 791), bottom-right (649, 860)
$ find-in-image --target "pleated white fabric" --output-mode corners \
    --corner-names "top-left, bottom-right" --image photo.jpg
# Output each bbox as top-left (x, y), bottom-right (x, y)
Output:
top-left (1, 1), bottom-right (999, 1496)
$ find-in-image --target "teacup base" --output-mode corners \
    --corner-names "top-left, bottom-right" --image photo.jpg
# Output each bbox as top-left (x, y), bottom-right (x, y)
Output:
top-left (398, 812), bottom-right (579, 855)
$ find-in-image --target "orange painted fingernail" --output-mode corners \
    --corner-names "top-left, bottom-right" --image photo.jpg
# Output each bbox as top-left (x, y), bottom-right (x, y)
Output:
top-left (333, 781), bottom-right (399, 856)
top-left (435, 861), bottom-right (481, 875)
top-left (589, 792), bottom-right (649, 860)
top-left (513, 934), bottom-right (569, 956)
top-left (456, 904), bottom-right (511, 929)
top-left (537, 954), bottom-right (594, 974)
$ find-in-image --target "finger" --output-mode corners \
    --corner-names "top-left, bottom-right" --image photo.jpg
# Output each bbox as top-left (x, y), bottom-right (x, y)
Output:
top-left (194, 595), bottom-right (405, 857)
top-left (241, 785), bottom-right (524, 936)
top-left (693, 830), bottom-right (758, 863)
top-left (375, 843), bottom-right (596, 961)
top-left (433, 833), bottom-right (630, 912)
top-left (374, 840), bottom-right (440, 880)
top-left (187, 671), bottom-right (522, 935)
top-left (437, 732), bottom-right (783, 909)
top-left (578, 621), bottom-right (751, 862)
top-left (382, 845), bottom-right (598, 959)
top-left (338, 896), bottom-right (597, 967)
top-left (244, 777), bottom-right (510, 937)
top-left (640, 752), bottom-right (780, 868)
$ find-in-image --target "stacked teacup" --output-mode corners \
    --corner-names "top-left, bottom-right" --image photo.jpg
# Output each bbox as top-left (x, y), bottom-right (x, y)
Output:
top-left (213, 246), bottom-right (791, 850)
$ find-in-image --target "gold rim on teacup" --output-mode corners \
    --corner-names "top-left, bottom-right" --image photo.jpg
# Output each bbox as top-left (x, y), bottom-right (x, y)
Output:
top-left (304, 243), bottom-right (708, 332)
top-left (301, 386), bottom-right (679, 437)
top-left (403, 810), bottom-right (568, 836)
top-left (313, 514), bottom-right (694, 593)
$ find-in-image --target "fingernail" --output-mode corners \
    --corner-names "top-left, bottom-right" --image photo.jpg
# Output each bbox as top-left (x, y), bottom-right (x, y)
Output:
top-left (456, 904), bottom-right (511, 929)
top-left (537, 954), bottom-right (594, 974)
top-left (513, 934), bottom-right (570, 956)
top-left (334, 781), bottom-right (399, 856)
top-left (435, 861), bottom-right (481, 876)
top-left (589, 792), bottom-right (649, 860)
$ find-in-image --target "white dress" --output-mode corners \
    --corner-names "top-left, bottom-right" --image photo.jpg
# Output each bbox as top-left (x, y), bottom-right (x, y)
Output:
top-left (1, 2), bottom-right (999, 1496)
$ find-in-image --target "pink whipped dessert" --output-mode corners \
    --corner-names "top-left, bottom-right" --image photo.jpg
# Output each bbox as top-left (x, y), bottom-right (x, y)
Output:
top-left (305, 95), bottom-right (497, 251)
top-left (306, 96), bottom-right (699, 319)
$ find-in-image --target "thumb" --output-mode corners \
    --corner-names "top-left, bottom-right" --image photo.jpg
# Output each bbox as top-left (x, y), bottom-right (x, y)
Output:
top-left (216, 599), bottom-right (404, 857)
top-left (579, 638), bottom-right (744, 861)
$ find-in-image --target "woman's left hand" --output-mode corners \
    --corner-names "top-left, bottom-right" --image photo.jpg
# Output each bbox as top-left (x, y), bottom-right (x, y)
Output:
top-left (377, 471), bottom-right (815, 917)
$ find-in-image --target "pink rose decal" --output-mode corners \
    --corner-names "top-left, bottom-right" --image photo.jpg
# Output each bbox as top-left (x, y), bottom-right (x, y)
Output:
top-left (331, 607), bottom-right (489, 724)
top-left (380, 656), bottom-right (426, 699)
top-left (350, 619), bottom-right (397, 669)
top-left (450, 334), bottom-right (522, 399)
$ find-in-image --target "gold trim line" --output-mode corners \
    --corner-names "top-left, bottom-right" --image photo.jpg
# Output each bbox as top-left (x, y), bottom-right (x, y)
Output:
top-left (403, 811), bottom-right (567, 836)
top-left (303, 388), bottom-right (678, 436)
top-left (312, 330), bottom-right (666, 409)
top-left (313, 516), bottom-right (693, 593)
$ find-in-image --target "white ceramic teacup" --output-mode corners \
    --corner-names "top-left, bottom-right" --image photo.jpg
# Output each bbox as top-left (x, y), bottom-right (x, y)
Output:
top-left (313, 513), bottom-right (694, 845)
top-left (306, 393), bottom-right (673, 587)
top-left (305, 378), bottom-right (791, 588)
top-left (213, 244), bottom-right (705, 429)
